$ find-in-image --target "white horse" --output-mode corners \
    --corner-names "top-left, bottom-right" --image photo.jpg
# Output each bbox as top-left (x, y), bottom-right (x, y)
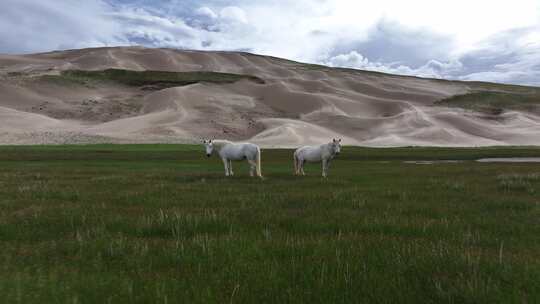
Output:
top-left (203, 140), bottom-right (263, 178)
top-left (294, 139), bottom-right (342, 177)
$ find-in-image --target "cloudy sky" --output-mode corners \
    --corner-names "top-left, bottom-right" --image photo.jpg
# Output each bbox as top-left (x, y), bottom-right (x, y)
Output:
top-left (2, 0), bottom-right (539, 86)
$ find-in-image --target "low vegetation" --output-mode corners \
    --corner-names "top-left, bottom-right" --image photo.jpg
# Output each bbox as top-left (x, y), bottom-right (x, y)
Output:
top-left (40, 69), bottom-right (264, 90)
top-left (0, 145), bottom-right (539, 303)
top-left (436, 91), bottom-right (540, 115)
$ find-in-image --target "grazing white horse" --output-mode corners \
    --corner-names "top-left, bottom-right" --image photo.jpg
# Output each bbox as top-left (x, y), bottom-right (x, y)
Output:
top-left (294, 139), bottom-right (342, 177)
top-left (203, 140), bottom-right (263, 178)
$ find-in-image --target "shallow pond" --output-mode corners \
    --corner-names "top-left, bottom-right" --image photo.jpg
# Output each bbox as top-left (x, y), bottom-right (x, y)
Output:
top-left (476, 157), bottom-right (540, 163)
top-left (403, 158), bottom-right (540, 164)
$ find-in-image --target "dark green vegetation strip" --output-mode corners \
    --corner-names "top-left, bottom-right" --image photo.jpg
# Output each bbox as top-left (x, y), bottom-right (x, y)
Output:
top-left (0, 145), bottom-right (539, 303)
top-left (40, 69), bottom-right (264, 90)
top-left (436, 91), bottom-right (540, 114)
top-left (1, 144), bottom-right (539, 161)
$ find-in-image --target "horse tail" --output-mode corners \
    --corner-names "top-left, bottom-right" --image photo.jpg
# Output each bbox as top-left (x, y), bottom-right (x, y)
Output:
top-left (293, 150), bottom-right (298, 175)
top-left (256, 147), bottom-right (263, 178)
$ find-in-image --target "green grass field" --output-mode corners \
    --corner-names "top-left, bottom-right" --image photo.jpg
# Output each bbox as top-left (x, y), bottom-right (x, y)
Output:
top-left (1, 145), bottom-right (539, 303)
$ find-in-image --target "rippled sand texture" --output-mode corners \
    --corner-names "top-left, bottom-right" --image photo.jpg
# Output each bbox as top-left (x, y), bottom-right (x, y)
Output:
top-left (1, 47), bottom-right (539, 146)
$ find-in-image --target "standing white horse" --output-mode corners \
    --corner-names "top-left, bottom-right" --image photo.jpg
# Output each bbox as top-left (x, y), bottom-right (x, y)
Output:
top-left (203, 140), bottom-right (263, 178)
top-left (294, 139), bottom-right (342, 177)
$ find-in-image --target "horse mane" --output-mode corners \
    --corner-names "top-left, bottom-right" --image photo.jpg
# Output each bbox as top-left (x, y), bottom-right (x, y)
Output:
top-left (212, 140), bottom-right (233, 150)
top-left (322, 141), bottom-right (333, 149)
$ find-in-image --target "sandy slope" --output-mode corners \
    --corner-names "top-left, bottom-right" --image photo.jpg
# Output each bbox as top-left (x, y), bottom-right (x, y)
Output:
top-left (0, 46), bottom-right (539, 147)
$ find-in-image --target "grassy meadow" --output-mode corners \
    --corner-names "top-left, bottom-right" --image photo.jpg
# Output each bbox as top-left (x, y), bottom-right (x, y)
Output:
top-left (0, 145), bottom-right (539, 303)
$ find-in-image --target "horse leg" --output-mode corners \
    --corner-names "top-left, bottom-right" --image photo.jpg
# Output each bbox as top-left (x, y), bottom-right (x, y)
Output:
top-left (229, 160), bottom-right (234, 176)
top-left (322, 159), bottom-right (328, 178)
top-left (293, 153), bottom-right (299, 175)
top-left (255, 148), bottom-right (263, 178)
top-left (325, 159), bottom-right (332, 177)
top-left (248, 160), bottom-right (256, 177)
top-left (222, 158), bottom-right (230, 176)
top-left (300, 159), bottom-right (306, 176)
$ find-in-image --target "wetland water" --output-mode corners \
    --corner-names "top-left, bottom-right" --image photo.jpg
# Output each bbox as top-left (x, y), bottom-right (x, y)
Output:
top-left (404, 158), bottom-right (540, 164)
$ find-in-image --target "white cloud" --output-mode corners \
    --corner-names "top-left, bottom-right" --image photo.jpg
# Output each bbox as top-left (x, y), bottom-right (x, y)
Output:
top-left (322, 0), bottom-right (540, 53)
top-left (1, 0), bottom-right (539, 86)
top-left (0, 0), bottom-right (122, 53)
top-left (323, 51), bottom-right (464, 79)
top-left (195, 7), bottom-right (218, 19)
top-left (109, 8), bottom-right (202, 48)
top-left (219, 6), bottom-right (248, 24)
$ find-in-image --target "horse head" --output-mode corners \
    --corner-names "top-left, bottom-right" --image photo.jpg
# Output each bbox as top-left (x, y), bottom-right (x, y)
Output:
top-left (203, 139), bottom-right (214, 157)
top-left (332, 138), bottom-right (342, 155)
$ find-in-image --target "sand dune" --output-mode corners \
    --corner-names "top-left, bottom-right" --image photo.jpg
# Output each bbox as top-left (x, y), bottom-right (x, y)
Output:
top-left (0, 46), bottom-right (539, 147)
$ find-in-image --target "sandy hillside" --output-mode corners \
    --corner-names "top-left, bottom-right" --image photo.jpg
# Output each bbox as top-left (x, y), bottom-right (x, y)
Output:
top-left (0, 46), bottom-right (539, 147)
